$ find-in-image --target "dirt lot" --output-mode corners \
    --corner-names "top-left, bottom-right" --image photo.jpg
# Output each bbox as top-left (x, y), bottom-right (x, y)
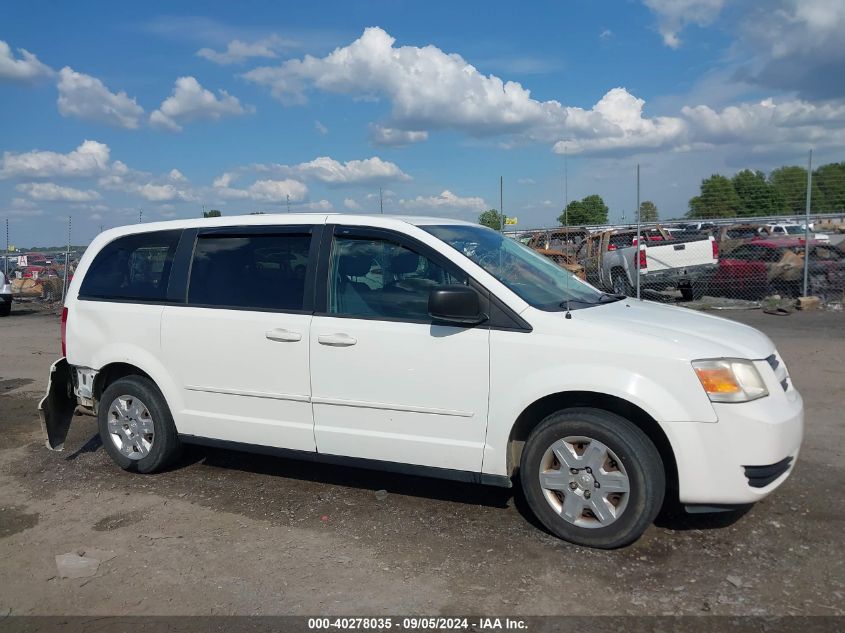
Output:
top-left (0, 304), bottom-right (843, 616)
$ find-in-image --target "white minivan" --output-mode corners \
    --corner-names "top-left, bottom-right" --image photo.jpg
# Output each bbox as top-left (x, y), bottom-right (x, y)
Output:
top-left (39, 214), bottom-right (803, 548)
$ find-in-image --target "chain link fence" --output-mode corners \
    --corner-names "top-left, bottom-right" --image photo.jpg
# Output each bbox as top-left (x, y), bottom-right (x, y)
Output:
top-left (514, 212), bottom-right (845, 312)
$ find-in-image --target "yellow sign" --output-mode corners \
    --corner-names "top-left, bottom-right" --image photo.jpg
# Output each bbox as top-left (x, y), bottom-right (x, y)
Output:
top-left (7, 246), bottom-right (14, 252)
top-left (504, 217), bottom-right (518, 225)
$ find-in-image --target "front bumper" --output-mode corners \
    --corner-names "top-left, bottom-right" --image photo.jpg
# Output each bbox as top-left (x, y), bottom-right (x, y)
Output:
top-left (662, 358), bottom-right (804, 505)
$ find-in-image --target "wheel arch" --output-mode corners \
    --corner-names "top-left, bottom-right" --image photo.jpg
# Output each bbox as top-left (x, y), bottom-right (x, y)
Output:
top-left (506, 390), bottom-right (678, 492)
top-left (93, 362), bottom-right (154, 403)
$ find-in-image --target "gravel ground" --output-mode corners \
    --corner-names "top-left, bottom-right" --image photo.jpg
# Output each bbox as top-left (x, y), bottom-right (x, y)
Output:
top-left (0, 304), bottom-right (843, 616)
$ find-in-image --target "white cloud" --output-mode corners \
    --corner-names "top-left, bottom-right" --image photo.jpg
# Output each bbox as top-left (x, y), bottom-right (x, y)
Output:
top-left (281, 156), bottom-right (411, 185)
top-left (344, 198), bottom-right (362, 210)
top-left (643, 0), bottom-right (725, 48)
top-left (554, 88), bottom-right (687, 155)
top-left (17, 182), bottom-right (101, 202)
top-left (315, 120), bottom-right (329, 135)
top-left (0, 140), bottom-right (111, 179)
top-left (196, 35), bottom-right (291, 65)
top-left (599, 29), bottom-right (614, 41)
top-left (517, 178), bottom-right (536, 185)
top-left (682, 97), bottom-right (845, 148)
top-left (213, 178), bottom-right (308, 204)
top-left (98, 161), bottom-right (198, 202)
top-left (57, 67), bottom-right (145, 129)
top-left (150, 76), bottom-right (251, 132)
top-left (242, 27), bottom-right (689, 156)
top-left (399, 190), bottom-right (487, 213)
top-left (0, 40), bottom-right (53, 82)
top-left (369, 125), bottom-right (428, 147)
top-left (738, 0), bottom-right (845, 99)
top-left (241, 155), bottom-right (411, 185)
top-left (298, 199), bottom-right (334, 212)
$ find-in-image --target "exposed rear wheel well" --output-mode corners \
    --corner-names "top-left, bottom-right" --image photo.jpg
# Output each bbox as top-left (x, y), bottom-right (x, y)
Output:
top-left (507, 391), bottom-right (678, 491)
top-left (93, 363), bottom-right (153, 404)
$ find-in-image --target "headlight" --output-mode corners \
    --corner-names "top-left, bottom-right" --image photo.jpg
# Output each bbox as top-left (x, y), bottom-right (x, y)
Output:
top-left (692, 359), bottom-right (769, 403)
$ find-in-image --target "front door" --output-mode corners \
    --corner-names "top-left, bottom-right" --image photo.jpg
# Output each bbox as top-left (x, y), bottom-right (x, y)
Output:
top-left (309, 227), bottom-right (490, 472)
top-left (161, 226), bottom-right (318, 451)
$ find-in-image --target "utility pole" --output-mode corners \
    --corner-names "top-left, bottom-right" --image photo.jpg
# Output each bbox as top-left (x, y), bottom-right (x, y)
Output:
top-left (4, 218), bottom-right (8, 278)
top-left (636, 164), bottom-right (641, 300)
top-left (802, 149), bottom-right (813, 298)
top-left (286, 194), bottom-right (290, 213)
top-left (499, 176), bottom-right (504, 233)
top-left (139, 208), bottom-right (143, 223)
top-left (62, 216), bottom-right (71, 303)
top-left (202, 204), bottom-right (206, 218)
top-left (564, 144), bottom-right (569, 228)
top-left (379, 187), bottom-right (384, 214)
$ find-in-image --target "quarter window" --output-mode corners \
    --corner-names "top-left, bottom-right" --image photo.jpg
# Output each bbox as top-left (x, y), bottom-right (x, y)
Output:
top-left (328, 235), bottom-right (466, 320)
top-left (188, 233), bottom-right (312, 311)
top-left (80, 230), bottom-right (180, 301)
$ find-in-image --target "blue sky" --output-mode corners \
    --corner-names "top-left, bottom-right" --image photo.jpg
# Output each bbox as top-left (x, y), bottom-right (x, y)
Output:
top-left (1, 0), bottom-right (844, 245)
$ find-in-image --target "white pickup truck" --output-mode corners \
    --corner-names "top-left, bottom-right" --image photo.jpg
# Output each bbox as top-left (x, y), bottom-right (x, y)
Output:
top-left (577, 227), bottom-right (718, 300)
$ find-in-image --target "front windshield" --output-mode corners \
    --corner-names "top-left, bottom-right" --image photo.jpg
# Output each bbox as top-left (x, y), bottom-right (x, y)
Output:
top-left (423, 224), bottom-right (608, 311)
top-left (784, 225), bottom-right (805, 235)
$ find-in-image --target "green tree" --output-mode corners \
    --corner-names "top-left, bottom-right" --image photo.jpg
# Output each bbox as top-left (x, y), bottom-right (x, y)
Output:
top-left (731, 169), bottom-right (779, 217)
top-left (203, 209), bottom-right (222, 218)
top-left (558, 194), bottom-right (609, 225)
top-left (769, 166), bottom-right (826, 213)
top-left (814, 162), bottom-right (845, 212)
top-left (638, 200), bottom-right (658, 222)
top-left (687, 174), bottom-right (741, 219)
top-left (478, 208), bottom-right (503, 230)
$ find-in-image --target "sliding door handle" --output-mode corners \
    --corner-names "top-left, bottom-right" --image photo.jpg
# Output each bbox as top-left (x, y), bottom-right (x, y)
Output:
top-left (317, 333), bottom-right (357, 347)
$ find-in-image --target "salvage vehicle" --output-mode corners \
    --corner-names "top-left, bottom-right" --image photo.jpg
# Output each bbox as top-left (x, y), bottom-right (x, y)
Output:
top-left (39, 215), bottom-right (803, 549)
top-left (762, 223), bottom-right (830, 243)
top-left (709, 239), bottom-right (844, 299)
top-left (576, 226), bottom-right (718, 301)
top-left (714, 223), bottom-right (764, 256)
top-left (525, 228), bottom-right (588, 279)
top-left (0, 270), bottom-right (11, 316)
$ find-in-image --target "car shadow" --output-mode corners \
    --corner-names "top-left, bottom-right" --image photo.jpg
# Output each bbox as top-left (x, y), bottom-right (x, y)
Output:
top-left (183, 443), bottom-right (514, 509)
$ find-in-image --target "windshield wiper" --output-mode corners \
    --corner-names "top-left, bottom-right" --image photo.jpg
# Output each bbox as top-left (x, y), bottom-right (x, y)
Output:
top-left (558, 293), bottom-right (624, 309)
top-left (598, 292), bottom-right (625, 303)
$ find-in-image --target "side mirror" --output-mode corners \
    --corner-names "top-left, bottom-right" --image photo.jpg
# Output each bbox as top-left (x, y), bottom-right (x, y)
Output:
top-left (428, 285), bottom-right (486, 325)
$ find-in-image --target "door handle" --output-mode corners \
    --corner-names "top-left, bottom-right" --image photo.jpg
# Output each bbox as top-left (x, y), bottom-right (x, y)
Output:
top-left (317, 333), bottom-right (357, 347)
top-left (265, 328), bottom-right (302, 343)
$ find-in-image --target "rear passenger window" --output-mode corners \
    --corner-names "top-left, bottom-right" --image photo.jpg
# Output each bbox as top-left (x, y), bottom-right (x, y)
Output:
top-left (80, 230), bottom-right (180, 301)
top-left (188, 233), bottom-right (311, 311)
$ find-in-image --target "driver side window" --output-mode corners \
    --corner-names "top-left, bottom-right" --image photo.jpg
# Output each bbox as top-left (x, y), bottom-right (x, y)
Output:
top-left (328, 235), bottom-right (466, 321)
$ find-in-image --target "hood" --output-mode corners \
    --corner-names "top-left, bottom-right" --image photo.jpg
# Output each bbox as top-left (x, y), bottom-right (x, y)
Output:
top-left (576, 299), bottom-right (775, 360)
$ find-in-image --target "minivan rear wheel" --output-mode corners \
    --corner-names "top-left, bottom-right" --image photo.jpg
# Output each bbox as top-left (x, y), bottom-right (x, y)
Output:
top-left (520, 408), bottom-right (664, 548)
top-left (98, 376), bottom-right (181, 473)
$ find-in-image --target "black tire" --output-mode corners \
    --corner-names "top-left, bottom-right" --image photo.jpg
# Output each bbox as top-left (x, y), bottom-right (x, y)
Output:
top-left (0, 301), bottom-right (10, 317)
top-left (610, 267), bottom-right (634, 297)
top-left (679, 282), bottom-right (704, 301)
top-left (519, 408), bottom-right (665, 549)
top-left (98, 376), bottom-right (181, 473)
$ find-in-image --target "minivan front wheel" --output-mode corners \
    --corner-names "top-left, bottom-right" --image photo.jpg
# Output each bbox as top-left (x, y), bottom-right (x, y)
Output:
top-left (98, 376), bottom-right (181, 473)
top-left (520, 408), bottom-right (664, 548)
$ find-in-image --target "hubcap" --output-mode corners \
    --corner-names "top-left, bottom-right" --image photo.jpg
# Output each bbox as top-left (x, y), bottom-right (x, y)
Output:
top-left (107, 395), bottom-right (154, 460)
top-left (538, 436), bottom-right (630, 528)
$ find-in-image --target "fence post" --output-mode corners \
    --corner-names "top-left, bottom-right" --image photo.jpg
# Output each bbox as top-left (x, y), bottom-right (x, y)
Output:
top-left (636, 164), bottom-right (641, 300)
top-left (802, 150), bottom-right (813, 298)
top-left (62, 216), bottom-right (71, 303)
